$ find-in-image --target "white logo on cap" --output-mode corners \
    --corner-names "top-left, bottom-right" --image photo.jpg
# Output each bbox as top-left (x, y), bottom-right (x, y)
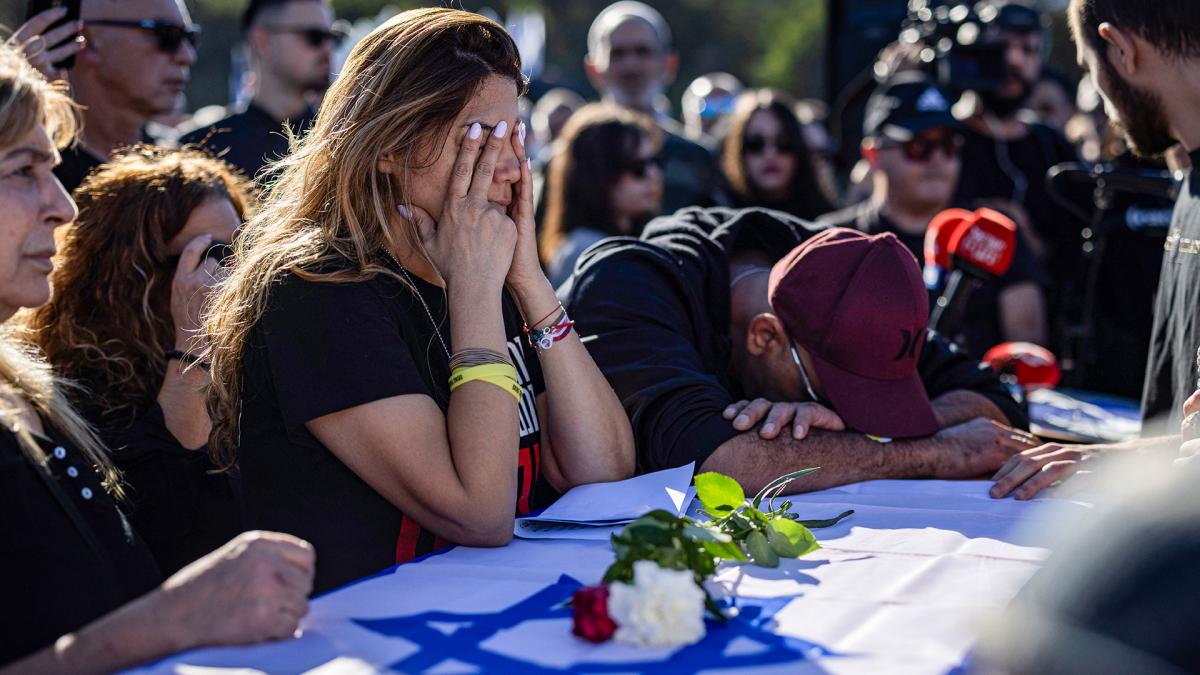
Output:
top-left (915, 87), bottom-right (948, 113)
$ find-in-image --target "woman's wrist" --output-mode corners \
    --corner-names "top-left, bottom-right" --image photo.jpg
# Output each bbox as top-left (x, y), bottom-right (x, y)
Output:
top-left (510, 278), bottom-right (560, 326)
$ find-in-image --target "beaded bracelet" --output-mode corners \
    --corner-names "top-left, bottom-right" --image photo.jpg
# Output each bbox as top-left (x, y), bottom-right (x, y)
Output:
top-left (523, 310), bottom-right (575, 352)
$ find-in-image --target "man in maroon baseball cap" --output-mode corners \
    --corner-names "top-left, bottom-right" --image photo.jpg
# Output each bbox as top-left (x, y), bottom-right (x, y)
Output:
top-left (768, 228), bottom-right (940, 439)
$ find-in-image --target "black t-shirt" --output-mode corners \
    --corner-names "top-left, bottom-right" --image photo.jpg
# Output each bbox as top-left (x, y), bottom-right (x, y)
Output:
top-left (79, 398), bottom-right (244, 576)
top-left (954, 123), bottom-right (1079, 299)
top-left (180, 102), bottom-right (317, 185)
top-left (238, 264), bottom-right (547, 593)
top-left (1142, 150), bottom-right (1200, 434)
top-left (52, 144), bottom-right (105, 196)
top-left (818, 203), bottom-right (1045, 356)
top-left (0, 424), bottom-right (159, 665)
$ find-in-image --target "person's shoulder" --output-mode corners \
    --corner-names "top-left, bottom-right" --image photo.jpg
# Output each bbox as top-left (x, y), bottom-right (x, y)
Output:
top-left (179, 108), bottom-right (252, 146)
top-left (660, 125), bottom-right (715, 161)
top-left (816, 202), bottom-right (874, 231)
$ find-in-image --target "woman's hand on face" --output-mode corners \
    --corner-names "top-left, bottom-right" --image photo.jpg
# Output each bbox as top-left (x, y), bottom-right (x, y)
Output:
top-left (402, 121), bottom-right (518, 293)
top-left (171, 234), bottom-right (222, 352)
top-left (506, 121), bottom-right (548, 294)
top-left (7, 8), bottom-right (84, 83)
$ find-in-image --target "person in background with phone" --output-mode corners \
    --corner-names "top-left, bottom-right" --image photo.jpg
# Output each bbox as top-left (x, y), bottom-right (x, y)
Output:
top-left (46, 0), bottom-right (199, 194)
top-left (22, 145), bottom-right (251, 575)
top-left (181, 0), bottom-right (339, 184)
top-left (7, 3), bottom-right (85, 83)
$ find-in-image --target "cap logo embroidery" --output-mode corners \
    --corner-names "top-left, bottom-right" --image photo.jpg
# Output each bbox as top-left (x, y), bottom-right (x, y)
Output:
top-left (892, 328), bottom-right (923, 361)
top-left (915, 87), bottom-right (948, 113)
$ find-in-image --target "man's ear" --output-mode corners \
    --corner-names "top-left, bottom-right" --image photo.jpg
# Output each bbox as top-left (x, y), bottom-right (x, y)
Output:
top-left (663, 51), bottom-right (679, 87)
top-left (862, 140), bottom-right (880, 169)
top-left (1097, 22), bottom-right (1140, 78)
top-left (247, 26), bottom-right (271, 58)
top-left (584, 54), bottom-right (606, 95)
top-left (745, 313), bottom-right (788, 357)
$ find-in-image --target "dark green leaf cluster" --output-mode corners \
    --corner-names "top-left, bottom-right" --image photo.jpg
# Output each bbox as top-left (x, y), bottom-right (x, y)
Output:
top-left (600, 469), bottom-right (853, 618)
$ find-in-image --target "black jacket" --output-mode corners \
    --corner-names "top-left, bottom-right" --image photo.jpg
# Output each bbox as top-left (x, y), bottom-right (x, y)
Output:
top-left (561, 207), bottom-right (1028, 474)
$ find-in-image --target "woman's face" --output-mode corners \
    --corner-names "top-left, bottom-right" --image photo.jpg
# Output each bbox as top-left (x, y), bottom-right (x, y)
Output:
top-left (166, 196), bottom-right (242, 255)
top-left (743, 110), bottom-right (798, 200)
top-left (610, 135), bottom-right (663, 232)
top-left (0, 124), bottom-right (77, 321)
top-left (405, 75), bottom-right (523, 223)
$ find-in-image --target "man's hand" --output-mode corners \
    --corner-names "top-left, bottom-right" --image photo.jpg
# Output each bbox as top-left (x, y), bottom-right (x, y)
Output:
top-left (722, 399), bottom-right (846, 440)
top-left (989, 442), bottom-right (1107, 500)
top-left (1182, 389), bottom-right (1199, 443)
top-left (930, 418), bottom-right (1039, 479)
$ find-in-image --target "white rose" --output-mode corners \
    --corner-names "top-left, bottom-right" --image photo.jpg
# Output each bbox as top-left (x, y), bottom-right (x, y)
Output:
top-left (607, 560), bottom-right (707, 647)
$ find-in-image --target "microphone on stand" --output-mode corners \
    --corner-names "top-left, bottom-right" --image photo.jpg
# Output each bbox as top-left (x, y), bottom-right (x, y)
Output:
top-left (929, 208), bottom-right (1017, 337)
top-left (922, 208), bottom-right (974, 292)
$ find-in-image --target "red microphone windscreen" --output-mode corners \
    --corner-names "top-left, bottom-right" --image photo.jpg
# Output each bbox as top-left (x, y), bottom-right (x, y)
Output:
top-left (983, 342), bottom-right (1061, 390)
top-left (924, 208), bottom-right (974, 267)
top-left (948, 208), bottom-right (1018, 278)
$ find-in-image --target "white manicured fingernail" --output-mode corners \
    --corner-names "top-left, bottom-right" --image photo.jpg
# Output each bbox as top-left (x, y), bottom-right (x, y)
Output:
top-left (526, 157), bottom-right (531, 171)
top-left (762, 423), bottom-right (775, 433)
top-left (494, 120), bottom-right (508, 139)
top-left (468, 123), bottom-right (481, 140)
top-left (397, 204), bottom-right (411, 219)
top-left (518, 122), bottom-right (526, 146)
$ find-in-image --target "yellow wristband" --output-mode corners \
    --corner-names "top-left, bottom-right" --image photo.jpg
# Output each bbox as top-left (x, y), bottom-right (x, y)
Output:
top-left (449, 365), bottom-right (523, 402)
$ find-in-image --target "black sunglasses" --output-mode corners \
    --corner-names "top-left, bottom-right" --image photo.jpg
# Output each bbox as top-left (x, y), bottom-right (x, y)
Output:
top-left (884, 132), bottom-right (965, 163)
top-left (88, 19), bottom-right (202, 53)
top-left (744, 134), bottom-right (796, 156)
top-left (263, 26), bottom-right (345, 48)
top-left (623, 155), bottom-right (662, 179)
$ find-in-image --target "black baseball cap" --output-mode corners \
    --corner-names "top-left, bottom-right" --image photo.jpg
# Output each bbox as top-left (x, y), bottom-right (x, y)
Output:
top-left (863, 74), bottom-right (959, 143)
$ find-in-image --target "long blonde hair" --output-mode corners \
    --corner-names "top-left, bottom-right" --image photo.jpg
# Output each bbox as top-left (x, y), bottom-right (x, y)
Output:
top-left (203, 8), bottom-right (525, 468)
top-left (0, 43), bottom-right (119, 493)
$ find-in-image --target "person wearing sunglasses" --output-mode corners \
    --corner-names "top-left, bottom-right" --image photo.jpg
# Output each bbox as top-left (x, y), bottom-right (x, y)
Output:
top-left (182, 0), bottom-right (339, 183)
top-left (721, 89), bottom-right (836, 221)
top-left (540, 103), bottom-right (664, 288)
top-left (50, 0), bottom-right (199, 195)
top-left (820, 74), bottom-right (1048, 358)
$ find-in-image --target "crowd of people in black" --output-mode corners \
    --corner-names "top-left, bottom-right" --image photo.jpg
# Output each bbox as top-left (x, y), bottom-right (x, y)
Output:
top-left (2, 0), bottom-right (1199, 671)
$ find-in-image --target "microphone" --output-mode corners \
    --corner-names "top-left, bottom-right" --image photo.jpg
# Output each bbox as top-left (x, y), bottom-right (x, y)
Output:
top-left (1047, 162), bottom-right (1180, 202)
top-left (983, 342), bottom-right (1061, 391)
top-left (929, 208), bottom-right (1018, 337)
top-left (922, 208), bottom-right (973, 292)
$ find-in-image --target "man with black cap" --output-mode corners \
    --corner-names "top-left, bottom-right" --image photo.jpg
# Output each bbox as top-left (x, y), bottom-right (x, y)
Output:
top-left (821, 74), bottom-right (1047, 356)
top-left (951, 0), bottom-right (1078, 316)
top-left (560, 208), bottom-right (1035, 493)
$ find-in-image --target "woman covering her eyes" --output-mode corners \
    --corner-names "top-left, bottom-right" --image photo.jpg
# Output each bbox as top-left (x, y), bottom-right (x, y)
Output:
top-left (538, 103), bottom-right (663, 288)
top-left (721, 88), bottom-right (835, 220)
top-left (204, 8), bottom-right (635, 593)
top-left (23, 147), bottom-right (251, 575)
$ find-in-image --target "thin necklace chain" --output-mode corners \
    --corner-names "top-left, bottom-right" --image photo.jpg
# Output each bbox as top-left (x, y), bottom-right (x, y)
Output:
top-left (385, 250), bottom-right (451, 359)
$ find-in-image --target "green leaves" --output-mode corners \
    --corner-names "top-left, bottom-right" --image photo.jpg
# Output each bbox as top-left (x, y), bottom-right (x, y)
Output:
top-left (601, 469), bottom-right (849, 617)
top-left (695, 472), bottom-right (745, 515)
top-left (767, 519), bottom-right (820, 558)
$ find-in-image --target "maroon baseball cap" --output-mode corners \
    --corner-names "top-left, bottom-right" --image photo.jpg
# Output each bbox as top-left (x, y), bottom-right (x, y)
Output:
top-left (768, 228), bottom-right (939, 439)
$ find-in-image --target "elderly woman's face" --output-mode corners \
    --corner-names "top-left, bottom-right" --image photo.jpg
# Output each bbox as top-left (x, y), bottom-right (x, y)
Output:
top-left (0, 124), bottom-right (76, 321)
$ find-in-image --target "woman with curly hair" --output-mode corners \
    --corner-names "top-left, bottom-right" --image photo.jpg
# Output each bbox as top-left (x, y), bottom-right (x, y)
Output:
top-left (203, 8), bottom-right (635, 593)
top-left (23, 146), bottom-right (251, 574)
top-left (721, 89), bottom-right (835, 220)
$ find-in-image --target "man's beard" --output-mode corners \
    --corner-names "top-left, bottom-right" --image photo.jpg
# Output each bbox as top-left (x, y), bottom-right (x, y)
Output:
top-left (1099, 58), bottom-right (1175, 158)
top-left (979, 72), bottom-right (1032, 119)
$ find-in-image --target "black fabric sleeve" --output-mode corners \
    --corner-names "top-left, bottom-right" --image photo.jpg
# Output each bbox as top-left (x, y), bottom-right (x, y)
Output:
top-left (100, 404), bottom-right (241, 575)
top-left (919, 330), bottom-right (1029, 430)
top-left (260, 276), bottom-right (430, 429)
top-left (566, 255), bottom-right (738, 473)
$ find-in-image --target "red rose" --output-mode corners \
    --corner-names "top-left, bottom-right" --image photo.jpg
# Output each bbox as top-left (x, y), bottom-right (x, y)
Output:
top-left (572, 584), bottom-right (617, 643)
